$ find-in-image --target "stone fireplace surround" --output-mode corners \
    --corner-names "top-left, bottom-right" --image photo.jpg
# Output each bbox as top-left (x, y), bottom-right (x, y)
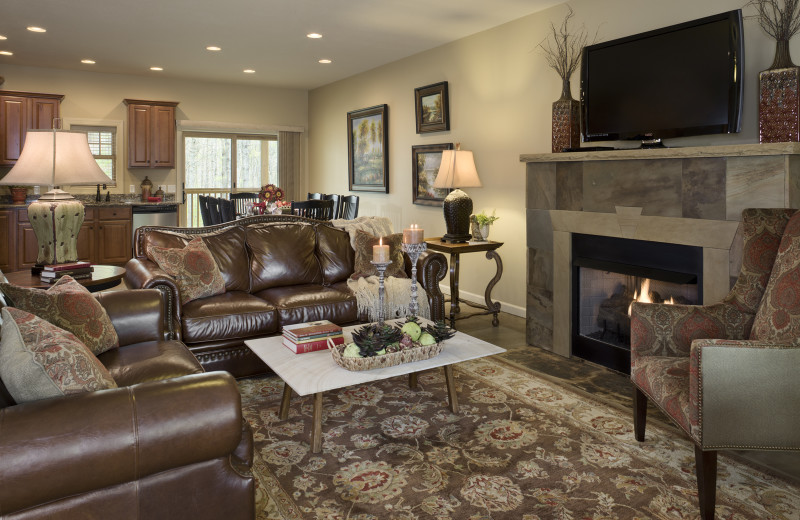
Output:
top-left (521, 143), bottom-right (800, 360)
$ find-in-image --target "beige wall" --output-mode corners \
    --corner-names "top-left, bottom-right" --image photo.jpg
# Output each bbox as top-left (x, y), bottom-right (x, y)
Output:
top-left (308, 0), bottom-right (778, 316)
top-left (1, 63), bottom-right (308, 199)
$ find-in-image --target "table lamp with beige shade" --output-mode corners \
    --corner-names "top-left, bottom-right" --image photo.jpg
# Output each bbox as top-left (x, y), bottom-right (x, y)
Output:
top-left (0, 127), bottom-right (111, 267)
top-left (433, 143), bottom-right (481, 243)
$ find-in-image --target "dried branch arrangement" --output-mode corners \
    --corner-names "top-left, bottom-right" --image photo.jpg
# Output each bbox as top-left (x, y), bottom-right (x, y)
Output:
top-left (538, 6), bottom-right (596, 81)
top-left (748, 0), bottom-right (800, 41)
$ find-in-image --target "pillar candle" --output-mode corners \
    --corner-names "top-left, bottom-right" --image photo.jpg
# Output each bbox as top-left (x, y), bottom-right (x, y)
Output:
top-left (373, 237), bottom-right (390, 263)
top-left (403, 224), bottom-right (424, 244)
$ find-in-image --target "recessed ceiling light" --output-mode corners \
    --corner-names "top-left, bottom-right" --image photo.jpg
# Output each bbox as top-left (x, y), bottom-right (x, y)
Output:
top-left (0, 35), bottom-right (7, 40)
top-left (81, 59), bottom-right (96, 64)
top-left (307, 33), bottom-right (322, 39)
top-left (206, 46), bottom-right (221, 51)
top-left (27, 26), bottom-right (46, 33)
top-left (150, 66), bottom-right (163, 71)
top-left (319, 59), bottom-right (332, 64)
top-left (0, 51), bottom-right (13, 56)
top-left (243, 69), bottom-right (256, 74)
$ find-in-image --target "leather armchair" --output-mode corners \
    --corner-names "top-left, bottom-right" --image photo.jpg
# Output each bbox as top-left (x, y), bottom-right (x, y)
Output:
top-left (630, 208), bottom-right (800, 520)
top-left (0, 290), bottom-right (254, 520)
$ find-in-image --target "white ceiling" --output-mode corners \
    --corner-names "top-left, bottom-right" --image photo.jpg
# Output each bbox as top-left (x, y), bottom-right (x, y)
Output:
top-left (1, 0), bottom-right (561, 90)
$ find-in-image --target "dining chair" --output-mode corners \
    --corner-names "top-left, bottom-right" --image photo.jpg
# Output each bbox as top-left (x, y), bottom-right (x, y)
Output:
top-left (219, 198), bottom-right (237, 223)
top-left (230, 192), bottom-right (259, 217)
top-left (322, 194), bottom-right (341, 219)
top-left (291, 199), bottom-right (334, 220)
top-left (339, 195), bottom-right (359, 219)
top-left (307, 192), bottom-right (324, 200)
top-left (207, 197), bottom-right (223, 225)
top-left (198, 195), bottom-right (213, 226)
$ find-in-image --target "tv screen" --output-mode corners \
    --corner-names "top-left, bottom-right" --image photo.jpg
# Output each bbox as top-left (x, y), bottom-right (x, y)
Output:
top-left (580, 9), bottom-right (743, 145)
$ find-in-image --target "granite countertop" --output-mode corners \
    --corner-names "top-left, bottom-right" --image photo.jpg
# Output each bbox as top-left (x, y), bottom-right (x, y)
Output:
top-left (0, 196), bottom-right (178, 209)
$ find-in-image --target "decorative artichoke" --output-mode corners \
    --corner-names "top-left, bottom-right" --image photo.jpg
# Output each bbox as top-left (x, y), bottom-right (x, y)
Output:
top-left (424, 321), bottom-right (456, 344)
top-left (351, 323), bottom-right (403, 357)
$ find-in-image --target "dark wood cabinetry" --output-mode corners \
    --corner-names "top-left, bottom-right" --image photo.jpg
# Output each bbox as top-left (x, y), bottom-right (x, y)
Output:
top-left (124, 99), bottom-right (178, 168)
top-left (9, 206), bottom-right (132, 271)
top-left (0, 90), bottom-right (63, 166)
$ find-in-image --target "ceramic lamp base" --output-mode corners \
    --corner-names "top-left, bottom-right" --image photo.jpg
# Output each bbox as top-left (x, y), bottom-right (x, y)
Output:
top-left (27, 196), bottom-right (85, 265)
top-left (441, 188), bottom-right (473, 243)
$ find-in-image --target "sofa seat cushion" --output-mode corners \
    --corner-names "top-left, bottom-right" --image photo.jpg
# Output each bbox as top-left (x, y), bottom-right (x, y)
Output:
top-left (254, 284), bottom-right (358, 327)
top-left (181, 291), bottom-right (279, 344)
top-left (97, 340), bottom-right (204, 387)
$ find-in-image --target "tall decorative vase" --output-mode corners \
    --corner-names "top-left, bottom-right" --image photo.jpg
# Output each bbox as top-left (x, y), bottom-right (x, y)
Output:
top-left (552, 79), bottom-right (581, 153)
top-left (759, 39), bottom-right (800, 143)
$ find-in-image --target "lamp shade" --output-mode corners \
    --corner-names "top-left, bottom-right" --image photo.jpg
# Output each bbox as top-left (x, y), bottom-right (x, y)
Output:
top-left (433, 148), bottom-right (481, 189)
top-left (0, 130), bottom-right (110, 187)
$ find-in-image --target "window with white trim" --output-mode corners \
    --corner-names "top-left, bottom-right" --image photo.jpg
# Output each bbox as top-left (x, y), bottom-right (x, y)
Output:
top-left (71, 125), bottom-right (117, 185)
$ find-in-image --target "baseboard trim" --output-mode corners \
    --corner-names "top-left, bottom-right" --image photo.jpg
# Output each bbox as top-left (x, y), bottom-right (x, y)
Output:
top-left (439, 287), bottom-right (526, 318)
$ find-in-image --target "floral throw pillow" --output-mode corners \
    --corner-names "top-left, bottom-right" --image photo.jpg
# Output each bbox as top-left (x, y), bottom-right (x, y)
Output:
top-left (0, 275), bottom-right (119, 356)
top-left (0, 307), bottom-right (118, 404)
top-left (351, 231), bottom-right (408, 280)
top-left (148, 237), bottom-right (226, 305)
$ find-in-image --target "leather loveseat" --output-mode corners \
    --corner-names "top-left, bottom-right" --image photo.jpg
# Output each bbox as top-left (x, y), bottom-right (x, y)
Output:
top-left (0, 289), bottom-right (254, 520)
top-left (125, 214), bottom-right (448, 377)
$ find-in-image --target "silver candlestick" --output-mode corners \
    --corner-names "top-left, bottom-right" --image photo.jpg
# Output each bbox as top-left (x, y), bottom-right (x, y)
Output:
top-left (402, 242), bottom-right (427, 317)
top-left (370, 260), bottom-right (391, 325)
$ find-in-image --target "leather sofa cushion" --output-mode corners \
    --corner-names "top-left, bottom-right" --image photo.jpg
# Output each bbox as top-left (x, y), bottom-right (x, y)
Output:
top-left (143, 227), bottom-right (250, 293)
top-left (98, 340), bottom-right (204, 387)
top-left (255, 284), bottom-right (358, 326)
top-left (316, 224), bottom-right (355, 285)
top-left (247, 223), bottom-right (322, 292)
top-left (180, 291), bottom-right (279, 344)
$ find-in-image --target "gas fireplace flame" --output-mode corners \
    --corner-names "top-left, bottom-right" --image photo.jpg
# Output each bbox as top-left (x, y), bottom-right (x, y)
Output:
top-left (627, 279), bottom-right (675, 316)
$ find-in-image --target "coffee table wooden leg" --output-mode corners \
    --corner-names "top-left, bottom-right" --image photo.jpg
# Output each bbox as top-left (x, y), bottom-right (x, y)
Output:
top-left (311, 392), bottom-right (324, 453)
top-left (279, 383), bottom-right (292, 420)
top-left (409, 372), bottom-right (418, 389)
top-left (443, 366), bottom-right (459, 413)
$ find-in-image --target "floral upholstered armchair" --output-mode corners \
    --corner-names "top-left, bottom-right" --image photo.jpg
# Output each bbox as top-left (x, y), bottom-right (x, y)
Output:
top-left (630, 208), bottom-right (800, 520)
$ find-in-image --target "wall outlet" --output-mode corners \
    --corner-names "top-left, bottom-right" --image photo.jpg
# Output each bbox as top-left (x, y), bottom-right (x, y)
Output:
top-left (33, 186), bottom-right (40, 195)
top-left (167, 185), bottom-right (176, 193)
top-left (129, 185), bottom-right (135, 194)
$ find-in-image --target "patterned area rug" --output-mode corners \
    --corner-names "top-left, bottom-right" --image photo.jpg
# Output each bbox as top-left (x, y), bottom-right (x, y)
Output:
top-left (238, 357), bottom-right (800, 519)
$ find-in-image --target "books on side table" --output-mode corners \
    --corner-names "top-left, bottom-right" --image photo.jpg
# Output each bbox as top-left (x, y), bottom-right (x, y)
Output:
top-left (282, 320), bottom-right (344, 354)
top-left (40, 262), bottom-right (94, 283)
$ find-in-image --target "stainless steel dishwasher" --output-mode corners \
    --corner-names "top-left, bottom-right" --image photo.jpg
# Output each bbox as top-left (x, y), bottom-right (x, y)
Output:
top-left (132, 204), bottom-right (178, 243)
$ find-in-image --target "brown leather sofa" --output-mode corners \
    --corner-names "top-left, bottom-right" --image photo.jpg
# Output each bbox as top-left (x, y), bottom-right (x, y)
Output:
top-left (125, 214), bottom-right (448, 378)
top-left (0, 289), bottom-right (254, 520)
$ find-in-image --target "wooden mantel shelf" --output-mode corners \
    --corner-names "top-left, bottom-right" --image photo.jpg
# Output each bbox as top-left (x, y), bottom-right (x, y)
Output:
top-left (520, 142), bottom-right (800, 163)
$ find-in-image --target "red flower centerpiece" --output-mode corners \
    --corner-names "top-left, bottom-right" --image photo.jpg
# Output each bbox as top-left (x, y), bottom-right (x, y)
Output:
top-left (254, 184), bottom-right (287, 214)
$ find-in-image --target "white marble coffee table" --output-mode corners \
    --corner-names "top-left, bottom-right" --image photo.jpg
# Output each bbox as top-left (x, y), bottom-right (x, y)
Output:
top-left (245, 319), bottom-right (505, 452)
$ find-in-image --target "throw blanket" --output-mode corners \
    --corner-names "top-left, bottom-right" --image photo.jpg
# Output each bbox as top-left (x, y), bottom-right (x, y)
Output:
top-left (329, 216), bottom-right (430, 321)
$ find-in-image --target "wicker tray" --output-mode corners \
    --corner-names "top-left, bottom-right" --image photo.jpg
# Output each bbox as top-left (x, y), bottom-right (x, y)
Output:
top-left (330, 340), bottom-right (444, 371)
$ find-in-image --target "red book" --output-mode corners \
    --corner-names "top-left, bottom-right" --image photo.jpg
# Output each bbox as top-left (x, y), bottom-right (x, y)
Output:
top-left (282, 335), bottom-right (344, 354)
top-left (43, 261), bottom-right (92, 272)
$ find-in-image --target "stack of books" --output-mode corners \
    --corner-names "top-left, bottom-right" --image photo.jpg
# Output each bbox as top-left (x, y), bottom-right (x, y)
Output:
top-left (282, 320), bottom-right (344, 354)
top-left (40, 262), bottom-right (94, 283)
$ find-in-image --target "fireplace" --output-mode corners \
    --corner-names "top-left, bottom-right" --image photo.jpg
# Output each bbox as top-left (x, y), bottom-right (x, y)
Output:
top-left (572, 234), bottom-right (703, 373)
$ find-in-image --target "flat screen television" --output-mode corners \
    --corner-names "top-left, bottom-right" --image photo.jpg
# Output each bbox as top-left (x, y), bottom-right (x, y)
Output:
top-left (580, 9), bottom-right (743, 146)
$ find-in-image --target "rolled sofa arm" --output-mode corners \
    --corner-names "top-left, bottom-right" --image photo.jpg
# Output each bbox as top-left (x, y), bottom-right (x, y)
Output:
top-left (124, 258), bottom-right (182, 340)
top-left (690, 339), bottom-right (800, 450)
top-left (0, 372), bottom-right (243, 516)
top-left (630, 301), bottom-right (753, 362)
top-left (408, 250), bottom-right (447, 323)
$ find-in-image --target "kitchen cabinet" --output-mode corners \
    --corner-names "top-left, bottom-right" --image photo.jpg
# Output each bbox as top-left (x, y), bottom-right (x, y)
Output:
top-left (0, 210), bottom-right (13, 272)
top-left (12, 206), bottom-right (131, 270)
top-left (124, 99), bottom-right (178, 168)
top-left (0, 90), bottom-right (63, 166)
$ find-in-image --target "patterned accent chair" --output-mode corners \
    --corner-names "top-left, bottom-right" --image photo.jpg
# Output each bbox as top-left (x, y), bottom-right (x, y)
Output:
top-left (630, 208), bottom-right (800, 520)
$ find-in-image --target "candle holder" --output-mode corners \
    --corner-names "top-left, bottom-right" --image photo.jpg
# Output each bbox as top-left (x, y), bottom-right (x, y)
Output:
top-left (370, 260), bottom-right (392, 325)
top-left (402, 242), bottom-right (427, 317)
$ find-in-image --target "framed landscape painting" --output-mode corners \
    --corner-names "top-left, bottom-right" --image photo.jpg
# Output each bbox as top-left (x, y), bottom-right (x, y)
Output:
top-left (414, 81), bottom-right (450, 134)
top-left (348, 104), bottom-right (389, 193)
top-left (412, 143), bottom-right (453, 206)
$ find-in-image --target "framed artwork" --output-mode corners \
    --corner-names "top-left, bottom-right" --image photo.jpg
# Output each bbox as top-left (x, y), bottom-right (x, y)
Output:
top-left (348, 104), bottom-right (389, 193)
top-left (412, 143), bottom-right (453, 206)
top-left (414, 81), bottom-right (450, 134)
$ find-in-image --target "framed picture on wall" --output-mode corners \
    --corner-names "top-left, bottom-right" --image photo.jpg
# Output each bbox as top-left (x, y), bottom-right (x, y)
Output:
top-left (412, 143), bottom-right (453, 206)
top-left (348, 104), bottom-right (389, 193)
top-left (414, 81), bottom-right (450, 134)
